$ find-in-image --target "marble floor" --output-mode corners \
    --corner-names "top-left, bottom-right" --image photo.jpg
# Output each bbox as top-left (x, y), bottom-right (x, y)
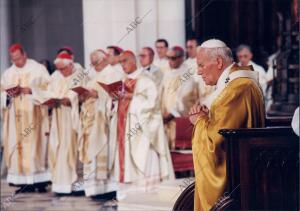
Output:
top-left (0, 179), bottom-right (190, 211)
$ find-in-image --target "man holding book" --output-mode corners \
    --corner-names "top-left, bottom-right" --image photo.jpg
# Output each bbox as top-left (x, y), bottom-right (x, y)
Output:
top-left (46, 52), bottom-right (82, 195)
top-left (110, 50), bottom-right (174, 197)
top-left (77, 49), bottom-right (124, 199)
top-left (0, 44), bottom-right (51, 193)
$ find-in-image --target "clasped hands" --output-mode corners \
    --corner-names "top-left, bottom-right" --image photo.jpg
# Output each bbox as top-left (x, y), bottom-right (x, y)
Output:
top-left (188, 104), bottom-right (209, 125)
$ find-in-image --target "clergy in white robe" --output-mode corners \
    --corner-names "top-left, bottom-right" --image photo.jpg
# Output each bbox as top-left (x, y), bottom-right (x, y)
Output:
top-left (138, 47), bottom-right (164, 92)
top-left (265, 50), bottom-right (279, 111)
top-left (161, 46), bottom-right (199, 149)
top-left (184, 38), bottom-right (215, 103)
top-left (111, 51), bottom-right (174, 196)
top-left (236, 44), bottom-right (268, 96)
top-left (45, 53), bottom-right (82, 194)
top-left (0, 44), bottom-right (51, 192)
top-left (78, 49), bottom-right (125, 199)
top-left (154, 39), bottom-right (170, 74)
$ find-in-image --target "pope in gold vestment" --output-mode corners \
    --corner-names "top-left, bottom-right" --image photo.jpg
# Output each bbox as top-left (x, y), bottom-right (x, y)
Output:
top-left (192, 69), bottom-right (265, 210)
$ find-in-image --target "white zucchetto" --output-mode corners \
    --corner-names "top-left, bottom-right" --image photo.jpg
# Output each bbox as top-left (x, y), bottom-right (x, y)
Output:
top-left (200, 39), bottom-right (227, 48)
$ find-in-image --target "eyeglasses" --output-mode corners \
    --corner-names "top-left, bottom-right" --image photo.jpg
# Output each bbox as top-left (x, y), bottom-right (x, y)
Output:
top-left (167, 56), bottom-right (180, 61)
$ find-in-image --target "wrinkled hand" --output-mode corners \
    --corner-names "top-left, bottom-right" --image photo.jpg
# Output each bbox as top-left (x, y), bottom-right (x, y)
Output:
top-left (20, 87), bottom-right (32, 95)
top-left (188, 104), bottom-right (209, 125)
top-left (61, 98), bottom-right (71, 107)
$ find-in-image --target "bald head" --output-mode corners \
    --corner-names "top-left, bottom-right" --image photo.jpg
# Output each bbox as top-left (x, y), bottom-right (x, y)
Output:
top-left (119, 50), bottom-right (137, 74)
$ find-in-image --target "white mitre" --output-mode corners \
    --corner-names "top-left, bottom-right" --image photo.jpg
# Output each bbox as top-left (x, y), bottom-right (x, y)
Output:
top-left (200, 39), bottom-right (227, 48)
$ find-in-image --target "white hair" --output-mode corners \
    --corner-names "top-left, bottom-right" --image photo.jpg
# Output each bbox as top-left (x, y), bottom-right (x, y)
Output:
top-left (197, 46), bottom-right (233, 63)
top-left (90, 49), bottom-right (106, 60)
top-left (54, 58), bottom-right (73, 66)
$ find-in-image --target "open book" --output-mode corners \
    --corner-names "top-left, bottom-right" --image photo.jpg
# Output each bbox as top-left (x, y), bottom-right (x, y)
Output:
top-left (41, 98), bottom-right (62, 106)
top-left (37, 91), bottom-right (64, 106)
top-left (5, 85), bottom-right (21, 96)
top-left (71, 86), bottom-right (90, 95)
top-left (98, 81), bottom-right (123, 97)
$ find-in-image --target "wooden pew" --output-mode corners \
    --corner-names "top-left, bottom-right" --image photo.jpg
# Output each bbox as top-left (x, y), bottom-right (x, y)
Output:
top-left (216, 126), bottom-right (299, 210)
top-left (173, 119), bottom-right (299, 211)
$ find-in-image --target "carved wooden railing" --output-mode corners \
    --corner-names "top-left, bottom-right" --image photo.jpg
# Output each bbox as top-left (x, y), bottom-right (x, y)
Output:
top-left (173, 125), bottom-right (299, 211)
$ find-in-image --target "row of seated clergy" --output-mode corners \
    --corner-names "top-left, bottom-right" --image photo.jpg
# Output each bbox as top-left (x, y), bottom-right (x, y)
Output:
top-left (172, 116), bottom-right (299, 211)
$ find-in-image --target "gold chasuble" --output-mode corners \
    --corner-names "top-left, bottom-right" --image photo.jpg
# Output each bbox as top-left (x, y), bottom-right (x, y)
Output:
top-left (0, 59), bottom-right (51, 185)
top-left (192, 64), bottom-right (265, 211)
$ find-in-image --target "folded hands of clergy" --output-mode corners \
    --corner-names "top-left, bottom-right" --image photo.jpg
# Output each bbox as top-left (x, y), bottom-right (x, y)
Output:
top-left (188, 104), bottom-right (209, 125)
